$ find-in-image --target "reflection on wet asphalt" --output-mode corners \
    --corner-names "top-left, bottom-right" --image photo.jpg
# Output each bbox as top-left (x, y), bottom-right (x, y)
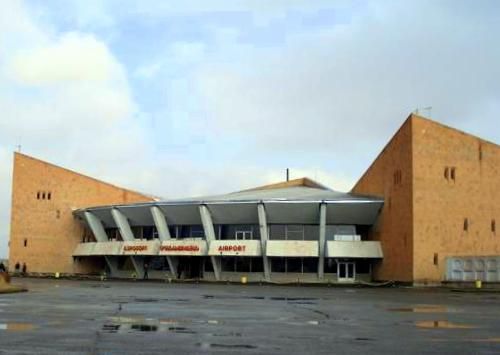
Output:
top-left (0, 278), bottom-right (500, 354)
top-left (415, 320), bottom-right (476, 329)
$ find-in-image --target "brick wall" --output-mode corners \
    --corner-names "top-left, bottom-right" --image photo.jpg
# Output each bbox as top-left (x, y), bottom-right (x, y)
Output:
top-left (352, 117), bottom-right (414, 282)
top-left (412, 117), bottom-right (500, 282)
top-left (8, 153), bottom-right (154, 274)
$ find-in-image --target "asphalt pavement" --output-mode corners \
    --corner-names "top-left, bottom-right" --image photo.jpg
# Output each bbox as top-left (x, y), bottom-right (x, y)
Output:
top-left (0, 278), bottom-right (499, 354)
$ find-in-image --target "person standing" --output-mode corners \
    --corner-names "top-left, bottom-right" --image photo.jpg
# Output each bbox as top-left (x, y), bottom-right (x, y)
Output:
top-left (0, 262), bottom-right (5, 272)
top-left (143, 262), bottom-right (149, 280)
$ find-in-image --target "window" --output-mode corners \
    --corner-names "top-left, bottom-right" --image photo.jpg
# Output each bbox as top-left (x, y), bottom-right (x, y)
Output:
top-left (444, 167), bottom-right (449, 180)
top-left (36, 191), bottom-right (40, 200)
top-left (492, 219), bottom-right (496, 233)
top-left (393, 169), bottom-right (402, 185)
top-left (286, 225), bottom-right (304, 240)
top-left (235, 230), bottom-right (253, 240)
top-left (47, 192), bottom-right (51, 200)
top-left (463, 218), bottom-right (469, 232)
top-left (433, 253), bottom-right (438, 266)
top-left (235, 225), bottom-right (253, 240)
top-left (450, 167), bottom-right (456, 181)
top-left (270, 225), bottom-right (286, 240)
top-left (271, 257), bottom-right (286, 272)
top-left (24, 239), bottom-right (27, 247)
top-left (325, 259), bottom-right (337, 273)
top-left (190, 225), bottom-right (205, 238)
top-left (42, 192), bottom-right (46, 200)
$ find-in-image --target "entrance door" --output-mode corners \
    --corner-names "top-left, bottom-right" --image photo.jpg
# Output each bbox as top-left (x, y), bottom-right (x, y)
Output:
top-left (338, 261), bottom-right (355, 282)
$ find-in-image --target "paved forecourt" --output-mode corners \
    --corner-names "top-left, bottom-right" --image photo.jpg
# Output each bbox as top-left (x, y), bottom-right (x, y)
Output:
top-left (0, 278), bottom-right (500, 354)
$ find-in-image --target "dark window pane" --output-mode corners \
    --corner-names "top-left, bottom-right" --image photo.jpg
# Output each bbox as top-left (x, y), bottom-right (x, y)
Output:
top-left (251, 258), bottom-right (263, 272)
top-left (204, 258), bottom-right (214, 272)
top-left (303, 258), bottom-right (317, 273)
top-left (236, 257), bottom-right (251, 272)
top-left (304, 225), bottom-right (319, 240)
top-left (287, 258), bottom-right (302, 273)
top-left (221, 257), bottom-right (235, 272)
top-left (356, 260), bottom-right (370, 273)
top-left (325, 259), bottom-right (337, 273)
top-left (150, 256), bottom-right (169, 271)
top-left (271, 257), bottom-right (285, 272)
top-left (270, 225), bottom-right (286, 240)
top-left (190, 225), bottom-right (205, 238)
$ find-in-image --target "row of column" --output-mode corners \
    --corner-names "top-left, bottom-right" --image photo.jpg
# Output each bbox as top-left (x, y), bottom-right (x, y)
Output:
top-left (83, 202), bottom-right (328, 281)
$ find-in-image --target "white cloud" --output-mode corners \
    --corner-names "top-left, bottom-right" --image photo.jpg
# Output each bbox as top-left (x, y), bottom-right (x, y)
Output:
top-left (9, 32), bottom-right (125, 86)
top-left (0, 0), bottom-right (145, 258)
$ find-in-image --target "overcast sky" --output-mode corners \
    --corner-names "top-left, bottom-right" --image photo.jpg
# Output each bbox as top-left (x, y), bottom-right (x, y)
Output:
top-left (0, 0), bottom-right (499, 258)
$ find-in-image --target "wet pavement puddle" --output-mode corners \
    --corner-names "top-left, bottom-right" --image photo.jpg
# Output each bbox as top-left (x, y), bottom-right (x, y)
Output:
top-left (198, 342), bottom-right (257, 350)
top-left (103, 316), bottom-right (198, 334)
top-left (388, 305), bottom-right (457, 313)
top-left (131, 324), bottom-right (157, 332)
top-left (431, 337), bottom-right (500, 343)
top-left (0, 323), bottom-right (35, 331)
top-left (415, 320), bottom-right (476, 329)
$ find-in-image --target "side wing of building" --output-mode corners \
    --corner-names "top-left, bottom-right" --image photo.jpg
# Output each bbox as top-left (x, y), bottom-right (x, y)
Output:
top-left (8, 153), bottom-right (154, 275)
top-left (351, 116), bottom-right (414, 282)
top-left (412, 116), bottom-right (500, 283)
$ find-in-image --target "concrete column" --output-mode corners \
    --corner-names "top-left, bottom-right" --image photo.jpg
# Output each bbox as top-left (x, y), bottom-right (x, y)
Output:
top-left (150, 206), bottom-right (178, 277)
top-left (84, 211), bottom-right (108, 242)
top-left (199, 204), bottom-right (221, 281)
top-left (85, 211), bottom-right (119, 277)
top-left (318, 203), bottom-right (327, 279)
top-left (104, 256), bottom-right (119, 276)
top-left (257, 203), bottom-right (271, 282)
top-left (111, 208), bottom-right (134, 241)
top-left (111, 208), bottom-right (144, 278)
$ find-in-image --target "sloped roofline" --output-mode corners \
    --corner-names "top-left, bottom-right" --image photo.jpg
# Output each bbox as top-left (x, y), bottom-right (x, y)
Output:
top-left (236, 177), bottom-right (330, 193)
top-left (14, 152), bottom-right (159, 201)
top-left (352, 112), bottom-right (500, 192)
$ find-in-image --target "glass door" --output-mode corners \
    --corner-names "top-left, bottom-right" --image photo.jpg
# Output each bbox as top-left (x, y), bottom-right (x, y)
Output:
top-left (338, 261), bottom-right (356, 282)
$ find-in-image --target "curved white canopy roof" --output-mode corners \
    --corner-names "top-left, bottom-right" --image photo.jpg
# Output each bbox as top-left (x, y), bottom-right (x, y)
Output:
top-left (74, 178), bottom-right (384, 227)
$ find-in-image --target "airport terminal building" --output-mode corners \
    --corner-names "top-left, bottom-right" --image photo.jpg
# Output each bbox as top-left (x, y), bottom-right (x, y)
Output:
top-left (8, 114), bottom-right (500, 284)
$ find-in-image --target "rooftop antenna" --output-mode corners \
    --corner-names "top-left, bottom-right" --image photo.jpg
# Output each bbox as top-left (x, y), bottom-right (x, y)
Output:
top-left (286, 168), bottom-right (289, 182)
top-left (414, 106), bottom-right (432, 117)
top-left (16, 144), bottom-right (21, 153)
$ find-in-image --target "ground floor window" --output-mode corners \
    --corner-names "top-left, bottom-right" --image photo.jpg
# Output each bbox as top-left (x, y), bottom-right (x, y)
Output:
top-left (147, 256), bottom-right (170, 271)
top-left (220, 257), bottom-right (263, 273)
top-left (116, 256), bottom-right (134, 271)
top-left (271, 257), bottom-right (317, 273)
top-left (324, 259), bottom-right (372, 274)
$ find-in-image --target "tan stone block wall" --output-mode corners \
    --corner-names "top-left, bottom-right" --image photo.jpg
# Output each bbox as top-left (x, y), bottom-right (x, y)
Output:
top-left (352, 118), bottom-right (414, 282)
top-left (8, 153), bottom-right (154, 274)
top-left (412, 117), bottom-right (500, 282)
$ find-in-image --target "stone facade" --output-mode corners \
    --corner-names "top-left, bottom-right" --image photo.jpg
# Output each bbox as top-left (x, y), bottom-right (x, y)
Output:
top-left (412, 117), bottom-right (500, 283)
top-left (353, 114), bottom-right (500, 283)
top-left (351, 117), bottom-right (414, 282)
top-left (8, 153), bottom-right (154, 275)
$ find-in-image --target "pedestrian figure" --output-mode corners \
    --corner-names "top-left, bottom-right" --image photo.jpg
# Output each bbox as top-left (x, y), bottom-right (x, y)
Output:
top-left (22, 263), bottom-right (27, 275)
top-left (143, 262), bottom-right (149, 280)
top-left (0, 262), bottom-right (5, 272)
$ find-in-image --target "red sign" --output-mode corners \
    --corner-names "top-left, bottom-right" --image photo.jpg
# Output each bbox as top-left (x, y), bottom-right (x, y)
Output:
top-left (123, 245), bottom-right (147, 252)
top-left (160, 245), bottom-right (200, 252)
top-left (218, 245), bottom-right (246, 252)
